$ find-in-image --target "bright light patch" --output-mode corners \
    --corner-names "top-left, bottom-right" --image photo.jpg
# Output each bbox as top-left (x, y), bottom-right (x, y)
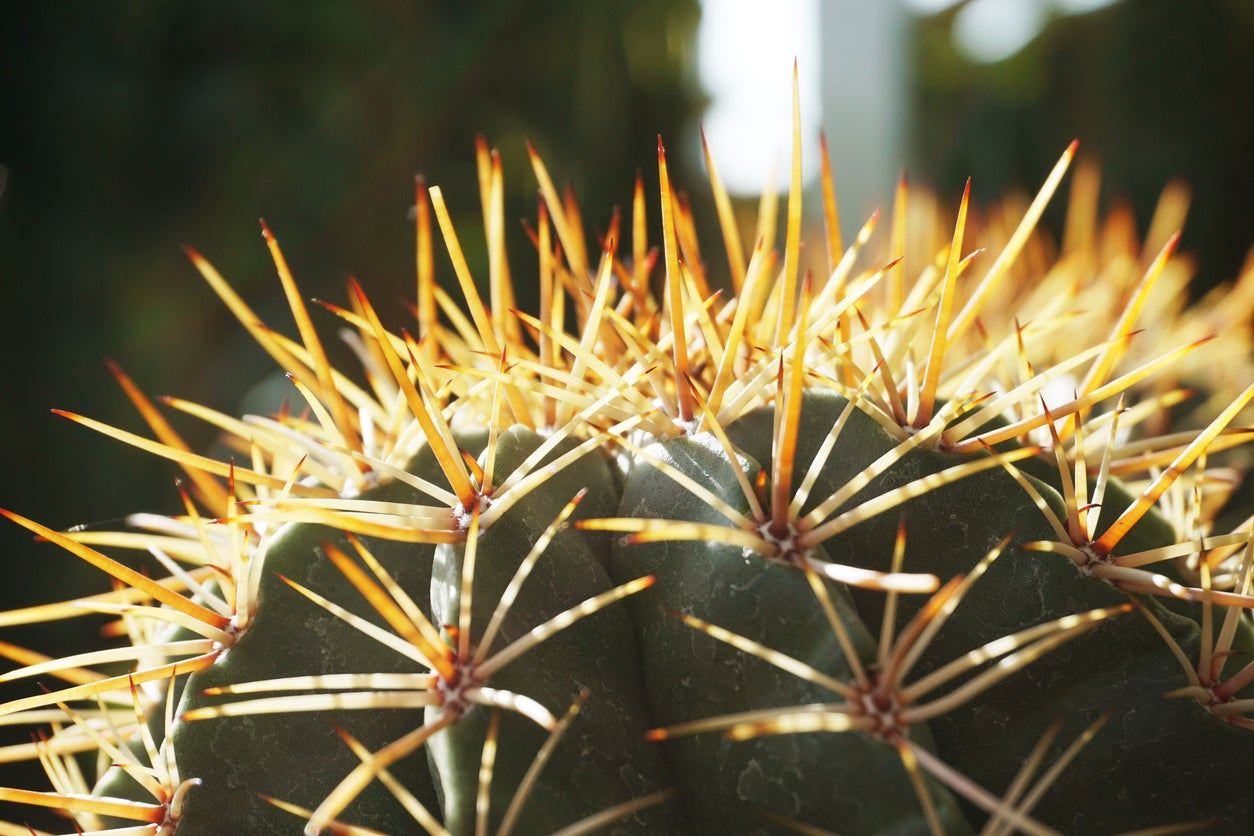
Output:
top-left (1039, 374), bottom-right (1080, 416)
top-left (902, 0), bottom-right (964, 14)
top-left (697, 0), bottom-right (820, 195)
top-left (953, 0), bottom-right (1047, 64)
top-left (1053, 0), bottom-right (1120, 13)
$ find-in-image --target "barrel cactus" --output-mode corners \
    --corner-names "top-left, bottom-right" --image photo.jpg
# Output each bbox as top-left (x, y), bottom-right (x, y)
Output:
top-left (1, 82), bottom-right (1252, 835)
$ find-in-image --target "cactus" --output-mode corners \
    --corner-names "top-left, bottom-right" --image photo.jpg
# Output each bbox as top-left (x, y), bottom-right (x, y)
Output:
top-left (1, 80), bottom-right (1252, 835)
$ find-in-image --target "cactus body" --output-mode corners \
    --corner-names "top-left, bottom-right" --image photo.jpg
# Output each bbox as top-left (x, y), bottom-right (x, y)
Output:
top-left (426, 428), bottom-right (683, 834)
top-left (1, 115), bottom-right (1252, 836)
top-left (170, 434), bottom-right (488, 832)
top-left (612, 432), bottom-right (970, 834)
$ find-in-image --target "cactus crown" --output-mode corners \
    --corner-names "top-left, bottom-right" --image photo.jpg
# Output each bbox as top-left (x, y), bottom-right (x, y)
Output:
top-left (1, 78), bottom-right (1252, 835)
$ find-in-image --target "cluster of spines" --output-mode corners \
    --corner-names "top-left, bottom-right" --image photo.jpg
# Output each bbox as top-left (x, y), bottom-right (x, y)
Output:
top-left (0, 70), bottom-right (1250, 834)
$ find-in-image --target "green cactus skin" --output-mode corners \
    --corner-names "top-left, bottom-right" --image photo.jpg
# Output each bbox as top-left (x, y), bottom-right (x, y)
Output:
top-left (611, 432), bottom-right (971, 834)
top-left (729, 390), bottom-right (1254, 833)
top-left (162, 432), bottom-right (489, 833)
top-left (426, 427), bottom-right (686, 834)
top-left (69, 387), bottom-right (1252, 835)
top-left (89, 638), bottom-right (191, 827)
top-left (1021, 450), bottom-right (1254, 675)
top-left (2, 110), bottom-right (1245, 836)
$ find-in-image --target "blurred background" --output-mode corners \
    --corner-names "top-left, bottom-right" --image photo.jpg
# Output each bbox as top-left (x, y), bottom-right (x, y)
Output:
top-left (0, 0), bottom-right (1251, 802)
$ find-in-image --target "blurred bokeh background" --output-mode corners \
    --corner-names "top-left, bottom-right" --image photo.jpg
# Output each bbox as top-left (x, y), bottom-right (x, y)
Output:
top-left (0, 0), bottom-right (1251, 802)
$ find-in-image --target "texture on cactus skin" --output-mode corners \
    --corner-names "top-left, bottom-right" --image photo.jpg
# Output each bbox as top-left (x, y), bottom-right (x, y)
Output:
top-left (1, 77), bottom-right (1253, 835)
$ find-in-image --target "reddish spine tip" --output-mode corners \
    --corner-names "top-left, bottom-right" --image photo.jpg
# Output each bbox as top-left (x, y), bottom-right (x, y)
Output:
top-left (1067, 138), bottom-right (1081, 155)
top-left (346, 276), bottom-right (366, 300)
top-left (259, 218), bottom-right (273, 239)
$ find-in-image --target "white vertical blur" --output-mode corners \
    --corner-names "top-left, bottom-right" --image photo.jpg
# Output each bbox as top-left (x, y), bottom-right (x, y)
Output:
top-left (818, 0), bottom-right (909, 230)
top-left (695, 0), bottom-right (1121, 231)
top-left (696, 0), bottom-right (821, 196)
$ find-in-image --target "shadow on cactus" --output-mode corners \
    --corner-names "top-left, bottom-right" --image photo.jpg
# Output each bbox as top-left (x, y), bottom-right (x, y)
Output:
top-left (0, 75), bottom-right (1252, 835)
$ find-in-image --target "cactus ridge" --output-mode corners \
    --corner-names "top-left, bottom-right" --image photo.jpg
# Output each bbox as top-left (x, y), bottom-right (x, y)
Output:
top-left (1, 81), bottom-right (1253, 835)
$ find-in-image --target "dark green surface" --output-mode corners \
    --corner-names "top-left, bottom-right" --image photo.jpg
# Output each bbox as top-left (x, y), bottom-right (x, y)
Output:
top-left (731, 390), bottom-right (1254, 833)
top-left (168, 433), bottom-right (486, 834)
top-left (427, 427), bottom-right (685, 834)
top-left (612, 432), bottom-right (969, 835)
top-left (86, 397), bottom-right (1254, 834)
